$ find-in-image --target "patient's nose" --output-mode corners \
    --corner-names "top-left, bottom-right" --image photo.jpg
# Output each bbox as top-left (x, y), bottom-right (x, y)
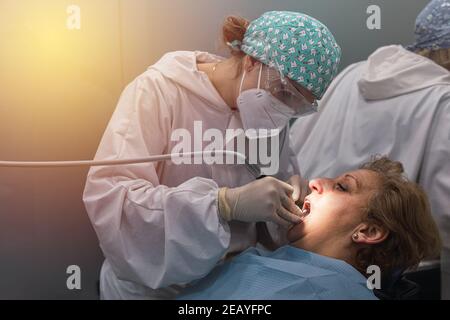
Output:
top-left (309, 178), bottom-right (334, 194)
top-left (309, 179), bottom-right (324, 194)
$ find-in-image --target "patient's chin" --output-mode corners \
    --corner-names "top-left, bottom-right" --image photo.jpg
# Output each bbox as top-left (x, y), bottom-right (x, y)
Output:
top-left (287, 223), bottom-right (305, 243)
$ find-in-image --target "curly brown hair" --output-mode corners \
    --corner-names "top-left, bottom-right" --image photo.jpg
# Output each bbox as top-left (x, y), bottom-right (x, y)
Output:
top-left (222, 15), bottom-right (249, 57)
top-left (416, 48), bottom-right (450, 71)
top-left (221, 15), bottom-right (250, 78)
top-left (355, 156), bottom-right (442, 274)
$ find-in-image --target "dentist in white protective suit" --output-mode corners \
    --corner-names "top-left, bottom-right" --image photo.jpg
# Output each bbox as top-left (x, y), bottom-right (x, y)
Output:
top-left (82, 11), bottom-right (342, 299)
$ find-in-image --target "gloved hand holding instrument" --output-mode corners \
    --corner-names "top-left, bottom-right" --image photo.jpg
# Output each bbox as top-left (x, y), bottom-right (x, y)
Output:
top-left (218, 175), bottom-right (310, 228)
top-left (287, 174), bottom-right (311, 209)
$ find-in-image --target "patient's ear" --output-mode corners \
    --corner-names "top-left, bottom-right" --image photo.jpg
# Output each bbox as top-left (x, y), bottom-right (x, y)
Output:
top-left (352, 223), bottom-right (389, 245)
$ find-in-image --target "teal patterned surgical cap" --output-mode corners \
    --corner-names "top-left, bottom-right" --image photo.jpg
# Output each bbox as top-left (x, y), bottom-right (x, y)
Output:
top-left (241, 11), bottom-right (342, 99)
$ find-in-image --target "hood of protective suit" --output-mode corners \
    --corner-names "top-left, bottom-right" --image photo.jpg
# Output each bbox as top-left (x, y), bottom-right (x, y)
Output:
top-left (358, 45), bottom-right (450, 100)
top-left (148, 50), bottom-right (227, 109)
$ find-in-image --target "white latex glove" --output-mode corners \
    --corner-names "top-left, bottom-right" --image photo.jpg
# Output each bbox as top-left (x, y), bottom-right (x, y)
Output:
top-left (218, 177), bottom-right (303, 228)
top-left (287, 175), bottom-right (310, 206)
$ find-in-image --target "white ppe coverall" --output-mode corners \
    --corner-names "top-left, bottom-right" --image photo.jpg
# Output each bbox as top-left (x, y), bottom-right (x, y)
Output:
top-left (291, 45), bottom-right (450, 298)
top-left (83, 51), bottom-right (300, 299)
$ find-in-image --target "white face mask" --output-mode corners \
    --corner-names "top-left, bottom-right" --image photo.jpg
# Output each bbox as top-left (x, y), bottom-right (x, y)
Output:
top-left (237, 64), bottom-right (296, 139)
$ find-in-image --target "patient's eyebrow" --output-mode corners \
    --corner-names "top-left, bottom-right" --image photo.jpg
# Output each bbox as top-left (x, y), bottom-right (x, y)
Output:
top-left (345, 174), bottom-right (361, 190)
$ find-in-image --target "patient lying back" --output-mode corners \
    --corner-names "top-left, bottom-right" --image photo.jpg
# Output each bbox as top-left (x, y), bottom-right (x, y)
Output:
top-left (179, 156), bottom-right (441, 300)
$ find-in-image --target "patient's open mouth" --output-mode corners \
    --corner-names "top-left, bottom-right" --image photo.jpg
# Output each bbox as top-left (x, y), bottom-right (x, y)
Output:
top-left (301, 199), bottom-right (311, 219)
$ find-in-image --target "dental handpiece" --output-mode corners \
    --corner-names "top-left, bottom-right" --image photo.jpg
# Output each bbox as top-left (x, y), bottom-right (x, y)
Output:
top-left (0, 150), bottom-right (247, 168)
top-left (0, 150), bottom-right (264, 179)
top-left (300, 209), bottom-right (309, 218)
top-left (297, 197), bottom-right (311, 219)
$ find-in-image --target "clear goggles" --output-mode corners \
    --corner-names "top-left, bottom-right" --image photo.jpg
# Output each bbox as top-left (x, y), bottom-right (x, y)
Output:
top-left (260, 64), bottom-right (319, 117)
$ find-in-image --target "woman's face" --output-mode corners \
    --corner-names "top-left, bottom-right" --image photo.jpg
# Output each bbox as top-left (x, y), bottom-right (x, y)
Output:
top-left (287, 169), bottom-right (381, 255)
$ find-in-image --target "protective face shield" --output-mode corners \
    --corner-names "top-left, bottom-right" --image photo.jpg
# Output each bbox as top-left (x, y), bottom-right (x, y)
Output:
top-left (262, 64), bottom-right (319, 116)
top-left (237, 63), bottom-right (318, 138)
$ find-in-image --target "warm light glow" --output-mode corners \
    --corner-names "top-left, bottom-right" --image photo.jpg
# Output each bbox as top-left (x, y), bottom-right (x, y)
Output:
top-left (0, 0), bottom-right (125, 162)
